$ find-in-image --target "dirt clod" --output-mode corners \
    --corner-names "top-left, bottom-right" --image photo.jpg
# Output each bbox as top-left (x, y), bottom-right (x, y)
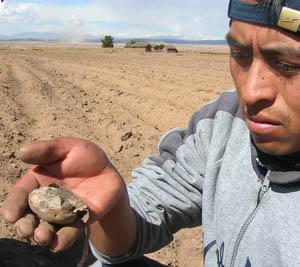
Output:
top-left (121, 131), bottom-right (133, 141)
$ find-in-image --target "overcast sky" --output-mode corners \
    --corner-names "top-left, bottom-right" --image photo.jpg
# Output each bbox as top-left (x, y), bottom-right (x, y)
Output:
top-left (0, 0), bottom-right (230, 39)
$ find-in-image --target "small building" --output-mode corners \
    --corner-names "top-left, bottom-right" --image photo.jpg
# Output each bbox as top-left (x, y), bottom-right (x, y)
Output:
top-left (124, 42), bottom-right (152, 52)
top-left (164, 45), bottom-right (178, 53)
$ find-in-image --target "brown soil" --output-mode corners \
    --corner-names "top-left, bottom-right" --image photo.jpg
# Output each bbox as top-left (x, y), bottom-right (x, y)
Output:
top-left (0, 44), bottom-right (234, 267)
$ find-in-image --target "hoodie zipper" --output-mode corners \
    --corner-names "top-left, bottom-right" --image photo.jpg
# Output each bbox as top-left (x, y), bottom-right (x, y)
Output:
top-left (229, 169), bottom-right (271, 267)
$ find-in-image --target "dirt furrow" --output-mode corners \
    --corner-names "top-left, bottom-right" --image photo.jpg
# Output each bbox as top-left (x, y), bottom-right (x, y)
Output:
top-left (27, 57), bottom-right (201, 133)
top-left (0, 45), bottom-right (234, 267)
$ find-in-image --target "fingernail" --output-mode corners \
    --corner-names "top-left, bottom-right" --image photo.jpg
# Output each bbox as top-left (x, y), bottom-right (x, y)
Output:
top-left (49, 244), bottom-right (60, 253)
top-left (14, 227), bottom-right (25, 238)
top-left (33, 236), bottom-right (47, 246)
top-left (49, 236), bottom-right (59, 252)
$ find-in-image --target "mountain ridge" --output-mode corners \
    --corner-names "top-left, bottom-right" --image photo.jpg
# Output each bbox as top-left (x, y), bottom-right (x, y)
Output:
top-left (0, 32), bottom-right (226, 45)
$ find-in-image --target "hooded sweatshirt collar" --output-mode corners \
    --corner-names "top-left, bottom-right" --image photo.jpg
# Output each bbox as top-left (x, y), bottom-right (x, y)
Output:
top-left (251, 139), bottom-right (300, 184)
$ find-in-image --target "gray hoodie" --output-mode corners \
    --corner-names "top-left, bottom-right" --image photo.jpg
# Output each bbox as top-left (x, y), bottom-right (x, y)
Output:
top-left (91, 90), bottom-right (300, 266)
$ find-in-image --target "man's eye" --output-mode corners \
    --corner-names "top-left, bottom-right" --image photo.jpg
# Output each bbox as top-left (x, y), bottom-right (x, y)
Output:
top-left (230, 49), bottom-right (250, 61)
top-left (276, 61), bottom-right (300, 74)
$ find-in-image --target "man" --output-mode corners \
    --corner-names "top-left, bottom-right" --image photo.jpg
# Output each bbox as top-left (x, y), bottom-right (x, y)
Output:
top-left (3, 0), bottom-right (300, 266)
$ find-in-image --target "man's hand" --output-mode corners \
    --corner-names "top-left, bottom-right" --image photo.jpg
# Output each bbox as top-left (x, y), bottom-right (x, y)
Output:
top-left (1, 137), bottom-right (128, 252)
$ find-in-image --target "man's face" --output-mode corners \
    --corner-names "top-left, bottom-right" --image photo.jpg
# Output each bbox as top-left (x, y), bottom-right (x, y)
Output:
top-left (228, 20), bottom-right (300, 155)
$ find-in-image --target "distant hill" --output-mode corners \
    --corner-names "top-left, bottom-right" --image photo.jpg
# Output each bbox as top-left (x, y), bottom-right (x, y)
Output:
top-left (0, 32), bottom-right (61, 41)
top-left (108, 38), bottom-right (226, 45)
top-left (0, 32), bottom-right (227, 45)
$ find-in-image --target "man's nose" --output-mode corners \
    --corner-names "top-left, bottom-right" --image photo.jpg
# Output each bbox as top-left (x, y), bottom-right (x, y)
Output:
top-left (240, 59), bottom-right (277, 109)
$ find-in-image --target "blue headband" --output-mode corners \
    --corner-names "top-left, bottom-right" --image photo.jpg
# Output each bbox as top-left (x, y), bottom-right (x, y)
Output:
top-left (228, 0), bottom-right (300, 33)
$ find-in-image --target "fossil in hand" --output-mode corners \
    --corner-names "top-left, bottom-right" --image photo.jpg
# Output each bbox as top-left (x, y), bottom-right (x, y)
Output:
top-left (28, 184), bottom-right (89, 225)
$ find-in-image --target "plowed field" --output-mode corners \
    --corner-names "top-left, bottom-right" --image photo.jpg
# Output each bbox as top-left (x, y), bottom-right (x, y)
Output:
top-left (0, 44), bottom-right (233, 267)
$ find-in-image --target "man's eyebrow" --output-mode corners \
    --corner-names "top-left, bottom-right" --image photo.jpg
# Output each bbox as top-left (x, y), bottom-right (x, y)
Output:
top-left (225, 33), bottom-right (250, 50)
top-left (260, 45), bottom-right (300, 58)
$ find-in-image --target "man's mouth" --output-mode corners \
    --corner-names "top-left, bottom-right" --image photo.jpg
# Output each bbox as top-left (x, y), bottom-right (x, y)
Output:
top-left (246, 115), bottom-right (282, 135)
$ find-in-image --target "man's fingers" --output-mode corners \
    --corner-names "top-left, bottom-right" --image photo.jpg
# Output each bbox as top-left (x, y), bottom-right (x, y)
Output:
top-left (34, 221), bottom-right (56, 246)
top-left (19, 137), bottom-right (76, 165)
top-left (2, 172), bottom-right (39, 223)
top-left (2, 188), bottom-right (30, 223)
top-left (50, 220), bottom-right (85, 252)
top-left (13, 213), bottom-right (39, 238)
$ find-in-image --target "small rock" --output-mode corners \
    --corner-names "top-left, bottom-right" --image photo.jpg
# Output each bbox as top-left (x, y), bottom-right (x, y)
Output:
top-left (117, 145), bottom-right (123, 153)
top-left (121, 131), bottom-right (133, 141)
top-left (8, 152), bottom-right (15, 159)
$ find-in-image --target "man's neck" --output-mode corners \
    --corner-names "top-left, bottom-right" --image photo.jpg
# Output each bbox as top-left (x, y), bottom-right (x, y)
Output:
top-left (252, 139), bottom-right (300, 172)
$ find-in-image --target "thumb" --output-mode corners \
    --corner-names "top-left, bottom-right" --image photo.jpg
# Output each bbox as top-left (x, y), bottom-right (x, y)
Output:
top-left (19, 137), bottom-right (78, 165)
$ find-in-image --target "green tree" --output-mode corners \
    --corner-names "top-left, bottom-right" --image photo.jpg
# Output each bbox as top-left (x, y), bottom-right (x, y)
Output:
top-left (158, 43), bottom-right (165, 50)
top-left (154, 43), bottom-right (165, 50)
top-left (101, 36), bottom-right (114, 48)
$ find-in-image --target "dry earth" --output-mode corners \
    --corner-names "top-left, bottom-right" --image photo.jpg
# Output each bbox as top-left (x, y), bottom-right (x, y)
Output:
top-left (0, 43), bottom-right (234, 267)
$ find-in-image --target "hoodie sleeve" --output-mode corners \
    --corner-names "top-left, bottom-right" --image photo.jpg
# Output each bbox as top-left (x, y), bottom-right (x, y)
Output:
top-left (91, 123), bottom-right (207, 264)
top-left (90, 90), bottom-right (239, 264)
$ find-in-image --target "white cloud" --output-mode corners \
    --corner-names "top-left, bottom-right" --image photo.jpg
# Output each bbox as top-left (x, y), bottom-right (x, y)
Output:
top-left (170, 24), bottom-right (184, 35)
top-left (0, 2), bottom-right (45, 24)
top-left (71, 14), bottom-right (84, 27)
top-left (0, 1), bottom-right (230, 39)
